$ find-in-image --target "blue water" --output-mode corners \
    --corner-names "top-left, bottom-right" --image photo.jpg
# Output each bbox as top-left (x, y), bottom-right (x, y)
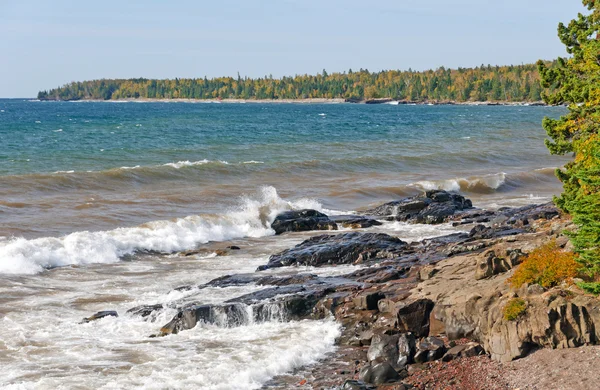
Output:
top-left (0, 100), bottom-right (565, 176)
top-left (0, 99), bottom-right (568, 239)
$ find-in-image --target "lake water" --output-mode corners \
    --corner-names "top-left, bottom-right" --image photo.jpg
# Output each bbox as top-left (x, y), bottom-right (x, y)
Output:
top-left (0, 100), bottom-right (568, 389)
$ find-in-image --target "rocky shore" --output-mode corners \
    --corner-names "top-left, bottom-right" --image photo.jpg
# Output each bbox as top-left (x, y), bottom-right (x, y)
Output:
top-left (84, 190), bottom-right (600, 389)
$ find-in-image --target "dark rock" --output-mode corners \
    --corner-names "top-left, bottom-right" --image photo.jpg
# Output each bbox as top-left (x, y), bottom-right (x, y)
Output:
top-left (468, 224), bottom-right (525, 240)
top-left (342, 380), bottom-right (375, 390)
top-left (270, 209), bottom-right (337, 235)
top-left (258, 232), bottom-right (408, 271)
top-left (395, 299), bottom-right (434, 337)
top-left (367, 333), bottom-right (400, 363)
top-left (362, 190), bottom-right (473, 224)
top-left (159, 283), bottom-right (336, 335)
top-left (359, 361), bottom-right (401, 385)
top-left (353, 292), bottom-right (385, 311)
top-left (227, 245), bottom-right (241, 250)
top-left (126, 304), bottom-right (163, 318)
top-left (397, 332), bottom-right (417, 367)
top-left (330, 215), bottom-right (383, 229)
top-left (442, 342), bottom-right (484, 361)
top-left (80, 310), bottom-right (118, 323)
top-left (416, 336), bottom-right (447, 362)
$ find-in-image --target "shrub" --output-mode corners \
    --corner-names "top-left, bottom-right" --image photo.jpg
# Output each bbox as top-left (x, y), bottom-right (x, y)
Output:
top-left (508, 240), bottom-right (578, 289)
top-left (503, 298), bottom-right (527, 321)
top-left (577, 281), bottom-right (600, 295)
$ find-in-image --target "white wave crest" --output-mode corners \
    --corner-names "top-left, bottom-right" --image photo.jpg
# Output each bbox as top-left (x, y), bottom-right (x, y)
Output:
top-left (0, 187), bottom-right (330, 275)
top-left (413, 173), bottom-right (506, 193)
top-left (163, 160), bottom-right (230, 169)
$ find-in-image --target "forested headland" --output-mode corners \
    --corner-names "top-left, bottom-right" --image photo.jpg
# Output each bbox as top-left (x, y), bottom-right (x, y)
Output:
top-left (38, 63), bottom-right (553, 103)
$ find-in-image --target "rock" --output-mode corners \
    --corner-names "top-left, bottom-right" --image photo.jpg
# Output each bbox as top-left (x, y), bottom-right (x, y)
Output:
top-left (358, 329), bottom-right (375, 346)
top-left (418, 265), bottom-right (438, 281)
top-left (159, 282), bottom-right (337, 335)
top-left (80, 310), bottom-right (118, 323)
top-left (395, 299), bottom-right (434, 337)
top-left (363, 190), bottom-right (473, 224)
top-left (415, 336), bottom-right (447, 362)
top-left (126, 304), bottom-right (163, 318)
top-left (359, 361), bottom-right (401, 385)
top-left (258, 232), bottom-right (408, 271)
top-left (342, 380), bottom-right (374, 390)
top-left (442, 342), bottom-right (484, 361)
top-left (397, 333), bottom-right (417, 367)
top-left (331, 215), bottom-right (383, 229)
top-left (468, 224), bottom-right (525, 240)
top-left (367, 333), bottom-right (400, 363)
top-left (270, 209), bottom-right (337, 235)
top-left (353, 292), bottom-right (385, 311)
top-left (475, 250), bottom-right (516, 280)
top-left (227, 245), bottom-right (241, 250)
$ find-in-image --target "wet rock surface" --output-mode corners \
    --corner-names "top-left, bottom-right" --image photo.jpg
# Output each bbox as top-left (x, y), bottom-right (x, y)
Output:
top-left (80, 310), bottom-right (118, 323)
top-left (257, 232), bottom-right (409, 271)
top-left (270, 209), bottom-right (338, 235)
top-left (362, 190), bottom-right (473, 224)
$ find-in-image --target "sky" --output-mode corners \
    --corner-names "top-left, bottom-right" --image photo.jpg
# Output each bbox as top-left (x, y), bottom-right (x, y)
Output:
top-left (0, 0), bottom-right (587, 97)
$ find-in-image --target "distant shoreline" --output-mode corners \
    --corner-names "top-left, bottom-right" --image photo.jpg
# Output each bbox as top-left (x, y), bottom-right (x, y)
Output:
top-left (37, 97), bottom-right (550, 106)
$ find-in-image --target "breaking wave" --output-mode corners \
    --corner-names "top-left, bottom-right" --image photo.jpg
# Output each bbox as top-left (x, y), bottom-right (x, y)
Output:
top-left (0, 187), bottom-right (329, 275)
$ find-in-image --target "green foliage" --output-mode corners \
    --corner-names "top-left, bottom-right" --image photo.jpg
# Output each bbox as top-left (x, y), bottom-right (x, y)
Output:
top-left (577, 281), bottom-right (600, 295)
top-left (38, 64), bottom-right (551, 102)
top-left (508, 240), bottom-right (578, 289)
top-left (538, 1), bottom-right (600, 276)
top-left (503, 298), bottom-right (527, 321)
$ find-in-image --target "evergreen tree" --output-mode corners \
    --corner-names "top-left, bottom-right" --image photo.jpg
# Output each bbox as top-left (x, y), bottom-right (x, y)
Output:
top-left (538, 0), bottom-right (600, 275)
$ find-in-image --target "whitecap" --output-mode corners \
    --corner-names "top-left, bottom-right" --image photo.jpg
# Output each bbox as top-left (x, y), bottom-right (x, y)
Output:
top-left (53, 129), bottom-right (63, 132)
top-left (0, 187), bottom-right (331, 275)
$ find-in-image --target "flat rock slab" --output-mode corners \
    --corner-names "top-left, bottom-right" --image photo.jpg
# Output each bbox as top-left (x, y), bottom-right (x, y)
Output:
top-left (258, 232), bottom-right (408, 271)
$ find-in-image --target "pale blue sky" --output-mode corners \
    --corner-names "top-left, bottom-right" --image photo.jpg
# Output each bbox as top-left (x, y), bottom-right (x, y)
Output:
top-left (0, 0), bottom-right (585, 97)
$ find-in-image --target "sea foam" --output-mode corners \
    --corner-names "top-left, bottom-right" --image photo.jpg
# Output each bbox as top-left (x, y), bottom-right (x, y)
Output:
top-left (0, 187), bottom-right (327, 275)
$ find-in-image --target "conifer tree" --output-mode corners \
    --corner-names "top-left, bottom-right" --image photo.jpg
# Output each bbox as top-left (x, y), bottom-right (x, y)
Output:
top-left (538, 0), bottom-right (600, 275)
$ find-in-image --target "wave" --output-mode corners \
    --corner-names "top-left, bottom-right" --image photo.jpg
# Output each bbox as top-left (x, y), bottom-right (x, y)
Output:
top-left (344, 168), bottom-right (559, 201)
top-left (411, 168), bottom-right (559, 194)
top-left (414, 173), bottom-right (507, 194)
top-left (0, 187), bottom-right (330, 275)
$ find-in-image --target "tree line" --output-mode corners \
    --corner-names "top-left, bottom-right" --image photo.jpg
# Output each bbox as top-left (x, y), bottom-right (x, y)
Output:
top-left (38, 63), bottom-right (551, 102)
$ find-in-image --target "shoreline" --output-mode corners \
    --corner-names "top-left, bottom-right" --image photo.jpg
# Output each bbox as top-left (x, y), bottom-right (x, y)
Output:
top-left (36, 97), bottom-right (551, 106)
top-left (75, 190), bottom-right (597, 389)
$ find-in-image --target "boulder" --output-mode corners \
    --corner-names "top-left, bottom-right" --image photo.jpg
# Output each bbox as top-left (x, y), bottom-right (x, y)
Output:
top-left (397, 332), bottom-right (417, 368)
top-left (362, 190), bottom-right (473, 224)
top-left (270, 209), bottom-right (337, 235)
top-left (367, 333), bottom-right (400, 363)
top-left (353, 292), bottom-right (386, 311)
top-left (331, 215), bottom-right (383, 229)
top-left (395, 299), bottom-right (435, 337)
top-left (359, 361), bottom-right (402, 385)
top-left (258, 232), bottom-right (408, 271)
top-left (442, 342), bottom-right (484, 362)
top-left (342, 380), bottom-right (375, 390)
top-left (414, 336), bottom-right (447, 363)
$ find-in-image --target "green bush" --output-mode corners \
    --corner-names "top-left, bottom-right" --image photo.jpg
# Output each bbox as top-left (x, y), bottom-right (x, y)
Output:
top-left (577, 281), bottom-right (600, 295)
